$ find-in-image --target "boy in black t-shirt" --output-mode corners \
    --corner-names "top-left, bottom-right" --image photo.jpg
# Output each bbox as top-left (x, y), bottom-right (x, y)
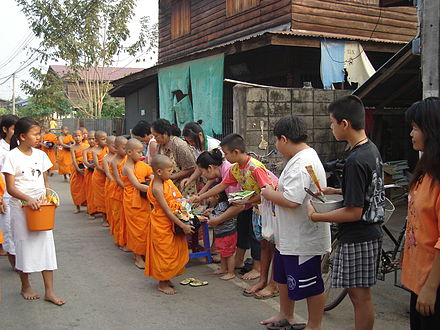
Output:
top-left (307, 95), bottom-right (384, 330)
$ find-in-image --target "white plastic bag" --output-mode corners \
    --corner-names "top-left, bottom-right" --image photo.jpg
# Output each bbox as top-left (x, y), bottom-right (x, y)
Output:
top-left (260, 195), bottom-right (276, 241)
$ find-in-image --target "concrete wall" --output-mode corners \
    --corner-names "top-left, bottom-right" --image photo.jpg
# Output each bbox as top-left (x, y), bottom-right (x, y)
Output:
top-left (233, 85), bottom-right (350, 175)
top-left (125, 81), bottom-right (159, 133)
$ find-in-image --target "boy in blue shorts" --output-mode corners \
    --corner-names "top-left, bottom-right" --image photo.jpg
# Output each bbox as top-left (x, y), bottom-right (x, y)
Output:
top-left (261, 116), bottom-right (331, 330)
top-left (308, 95), bottom-right (384, 330)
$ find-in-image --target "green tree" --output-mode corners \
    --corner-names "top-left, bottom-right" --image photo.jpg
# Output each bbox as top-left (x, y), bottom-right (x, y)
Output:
top-left (101, 95), bottom-right (125, 118)
top-left (16, 0), bottom-right (158, 118)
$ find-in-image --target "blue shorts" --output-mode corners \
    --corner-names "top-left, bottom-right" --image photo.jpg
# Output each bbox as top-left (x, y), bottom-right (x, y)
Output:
top-left (273, 249), bottom-right (324, 301)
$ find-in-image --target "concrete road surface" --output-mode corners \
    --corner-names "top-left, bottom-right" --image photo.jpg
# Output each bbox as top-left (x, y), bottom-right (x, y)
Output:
top-left (0, 175), bottom-right (410, 329)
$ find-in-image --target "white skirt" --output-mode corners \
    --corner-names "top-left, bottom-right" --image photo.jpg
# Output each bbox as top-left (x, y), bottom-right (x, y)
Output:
top-left (11, 205), bottom-right (57, 273)
top-left (0, 197), bottom-right (15, 255)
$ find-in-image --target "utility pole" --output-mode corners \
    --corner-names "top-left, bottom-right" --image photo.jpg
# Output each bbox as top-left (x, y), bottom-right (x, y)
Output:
top-left (12, 73), bottom-right (16, 115)
top-left (421, 0), bottom-right (440, 98)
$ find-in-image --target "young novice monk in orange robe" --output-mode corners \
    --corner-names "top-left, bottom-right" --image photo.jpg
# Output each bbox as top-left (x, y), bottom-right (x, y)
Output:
top-left (122, 139), bottom-right (153, 269)
top-left (57, 125), bottom-right (74, 181)
top-left (41, 127), bottom-right (57, 176)
top-left (79, 127), bottom-right (89, 146)
top-left (110, 136), bottom-right (128, 248)
top-left (82, 131), bottom-right (97, 219)
top-left (103, 136), bottom-right (116, 229)
top-left (91, 130), bottom-right (109, 226)
top-left (145, 155), bottom-right (195, 294)
top-left (70, 130), bottom-right (88, 213)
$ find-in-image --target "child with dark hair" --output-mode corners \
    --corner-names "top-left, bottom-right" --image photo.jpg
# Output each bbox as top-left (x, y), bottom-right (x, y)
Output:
top-left (307, 95), bottom-right (384, 330)
top-left (401, 97), bottom-right (440, 329)
top-left (0, 114), bottom-right (19, 268)
top-left (131, 120), bottom-right (157, 163)
top-left (191, 133), bottom-right (278, 290)
top-left (205, 188), bottom-right (239, 280)
top-left (2, 117), bottom-right (64, 305)
top-left (261, 115), bottom-right (330, 330)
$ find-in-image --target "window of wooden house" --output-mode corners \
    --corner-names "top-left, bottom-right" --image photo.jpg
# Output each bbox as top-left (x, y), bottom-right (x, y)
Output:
top-left (171, 0), bottom-right (191, 39)
top-left (226, 0), bottom-right (260, 17)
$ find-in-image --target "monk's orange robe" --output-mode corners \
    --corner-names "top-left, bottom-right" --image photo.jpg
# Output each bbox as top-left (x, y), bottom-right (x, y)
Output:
top-left (112, 157), bottom-right (127, 246)
top-left (42, 133), bottom-right (58, 171)
top-left (145, 178), bottom-right (189, 281)
top-left (84, 149), bottom-right (97, 215)
top-left (122, 161), bottom-right (153, 255)
top-left (57, 134), bottom-right (74, 175)
top-left (91, 147), bottom-right (109, 213)
top-left (69, 143), bottom-right (88, 206)
top-left (104, 155), bottom-right (116, 229)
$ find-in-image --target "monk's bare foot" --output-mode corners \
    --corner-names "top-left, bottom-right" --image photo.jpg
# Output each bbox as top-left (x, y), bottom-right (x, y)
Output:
top-left (44, 293), bottom-right (66, 306)
top-left (242, 269), bottom-right (260, 280)
top-left (101, 221), bottom-right (109, 227)
top-left (157, 282), bottom-right (176, 295)
top-left (244, 280), bottom-right (266, 294)
top-left (73, 208), bottom-right (80, 214)
top-left (119, 246), bottom-right (131, 252)
top-left (220, 273), bottom-right (235, 281)
top-left (88, 214), bottom-right (96, 220)
top-left (21, 287), bottom-right (40, 300)
top-left (166, 280), bottom-right (175, 288)
top-left (134, 257), bottom-right (145, 269)
top-left (213, 268), bottom-right (227, 275)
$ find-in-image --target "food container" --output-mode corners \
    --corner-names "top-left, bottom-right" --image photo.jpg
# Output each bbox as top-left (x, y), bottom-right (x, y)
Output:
top-left (311, 194), bottom-right (344, 213)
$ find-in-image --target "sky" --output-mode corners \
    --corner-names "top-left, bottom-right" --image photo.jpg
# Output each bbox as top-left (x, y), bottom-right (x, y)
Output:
top-left (0, 0), bottom-right (159, 100)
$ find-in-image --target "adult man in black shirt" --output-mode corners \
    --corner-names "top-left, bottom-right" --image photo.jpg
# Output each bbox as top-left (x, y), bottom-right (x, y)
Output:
top-left (307, 95), bottom-right (384, 330)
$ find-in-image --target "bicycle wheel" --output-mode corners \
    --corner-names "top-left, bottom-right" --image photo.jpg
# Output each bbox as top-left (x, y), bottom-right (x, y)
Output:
top-left (321, 239), bottom-right (348, 311)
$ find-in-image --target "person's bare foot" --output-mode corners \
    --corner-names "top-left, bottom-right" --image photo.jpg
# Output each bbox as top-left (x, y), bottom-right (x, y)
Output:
top-left (101, 221), bottom-right (109, 227)
top-left (242, 269), bottom-right (260, 280)
top-left (213, 268), bottom-right (227, 275)
top-left (166, 280), bottom-right (175, 288)
top-left (21, 287), bottom-right (40, 300)
top-left (157, 282), bottom-right (176, 295)
top-left (88, 214), bottom-right (96, 220)
top-left (254, 286), bottom-right (279, 299)
top-left (73, 208), bottom-right (80, 214)
top-left (220, 273), bottom-right (235, 281)
top-left (244, 280), bottom-right (266, 294)
top-left (134, 257), bottom-right (145, 269)
top-left (260, 313), bottom-right (295, 326)
top-left (44, 293), bottom-right (66, 306)
top-left (119, 246), bottom-right (131, 252)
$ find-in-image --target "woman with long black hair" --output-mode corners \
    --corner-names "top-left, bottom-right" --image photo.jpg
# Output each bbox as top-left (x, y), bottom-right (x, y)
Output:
top-left (401, 97), bottom-right (440, 329)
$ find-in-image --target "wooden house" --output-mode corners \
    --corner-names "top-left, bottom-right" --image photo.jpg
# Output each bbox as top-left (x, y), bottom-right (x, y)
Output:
top-left (110, 0), bottom-right (417, 136)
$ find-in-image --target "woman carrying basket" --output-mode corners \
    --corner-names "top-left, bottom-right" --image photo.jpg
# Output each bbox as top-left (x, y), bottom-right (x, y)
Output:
top-left (2, 117), bottom-right (65, 306)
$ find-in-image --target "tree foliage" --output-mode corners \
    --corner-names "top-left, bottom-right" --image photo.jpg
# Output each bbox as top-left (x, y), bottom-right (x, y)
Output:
top-left (16, 0), bottom-right (158, 118)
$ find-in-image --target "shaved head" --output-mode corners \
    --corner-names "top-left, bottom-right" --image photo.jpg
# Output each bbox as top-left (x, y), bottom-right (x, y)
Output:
top-left (106, 135), bottom-right (116, 144)
top-left (126, 138), bottom-right (143, 151)
top-left (95, 130), bottom-right (107, 139)
top-left (79, 127), bottom-right (88, 133)
top-left (73, 129), bottom-right (82, 135)
top-left (151, 154), bottom-right (172, 172)
top-left (115, 136), bottom-right (128, 147)
top-left (88, 130), bottom-right (96, 138)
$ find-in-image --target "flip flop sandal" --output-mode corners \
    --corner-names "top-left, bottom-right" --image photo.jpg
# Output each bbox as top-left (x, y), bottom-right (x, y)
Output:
top-left (189, 280), bottom-right (208, 287)
top-left (285, 323), bottom-right (307, 330)
top-left (242, 289), bottom-right (256, 297)
top-left (265, 319), bottom-right (290, 330)
top-left (179, 278), bottom-right (196, 285)
top-left (254, 291), bottom-right (280, 300)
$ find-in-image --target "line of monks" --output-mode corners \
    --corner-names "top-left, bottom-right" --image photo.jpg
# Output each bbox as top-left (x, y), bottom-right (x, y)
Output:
top-left (55, 127), bottom-right (189, 295)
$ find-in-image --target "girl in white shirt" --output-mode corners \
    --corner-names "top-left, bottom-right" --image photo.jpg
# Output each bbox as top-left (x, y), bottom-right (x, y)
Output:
top-left (2, 117), bottom-right (65, 306)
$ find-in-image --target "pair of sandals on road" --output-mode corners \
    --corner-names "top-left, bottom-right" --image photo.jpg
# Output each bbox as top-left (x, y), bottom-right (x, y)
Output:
top-left (180, 277), bottom-right (209, 287)
top-left (264, 319), bottom-right (306, 330)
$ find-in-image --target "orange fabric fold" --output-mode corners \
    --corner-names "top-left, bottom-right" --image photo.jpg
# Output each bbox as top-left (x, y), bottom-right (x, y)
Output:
top-left (145, 178), bottom-right (189, 281)
top-left (122, 161), bottom-right (153, 255)
top-left (84, 150), bottom-right (97, 215)
top-left (42, 132), bottom-right (57, 171)
top-left (57, 134), bottom-right (74, 175)
top-left (111, 157), bottom-right (127, 245)
top-left (91, 147), bottom-right (109, 213)
top-left (70, 143), bottom-right (88, 206)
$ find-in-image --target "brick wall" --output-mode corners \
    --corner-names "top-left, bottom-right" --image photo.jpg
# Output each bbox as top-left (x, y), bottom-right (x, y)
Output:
top-left (232, 85), bottom-right (350, 175)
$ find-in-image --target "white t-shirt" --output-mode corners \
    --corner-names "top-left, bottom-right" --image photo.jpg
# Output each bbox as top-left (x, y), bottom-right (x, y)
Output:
top-left (2, 147), bottom-right (53, 206)
top-left (274, 148), bottom-right (331, 256)
top-left (0, 139), bottom-right (11, 198)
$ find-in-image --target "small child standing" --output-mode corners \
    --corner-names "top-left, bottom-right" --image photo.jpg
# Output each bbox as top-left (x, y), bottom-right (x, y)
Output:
top-left (2, 117), bottom-right (64, 305)
top-left (82, 131), bottom-right (97, 219)
top-left (145, 154), bottom-right (194, 295)
top-left (91, 130), bottom-right (109, 226)
top-left (206, 190), bottom-right (238, 281)
top-left (69, 129), bottom-right (88, 214)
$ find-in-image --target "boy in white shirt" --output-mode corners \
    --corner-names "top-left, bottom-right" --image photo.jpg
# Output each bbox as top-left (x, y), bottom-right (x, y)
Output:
top-left (261, 116), bottom-right (330, 330)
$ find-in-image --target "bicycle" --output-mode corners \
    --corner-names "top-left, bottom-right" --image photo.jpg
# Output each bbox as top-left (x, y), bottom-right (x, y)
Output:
top-left (320, 180), bottom-right (408, 311)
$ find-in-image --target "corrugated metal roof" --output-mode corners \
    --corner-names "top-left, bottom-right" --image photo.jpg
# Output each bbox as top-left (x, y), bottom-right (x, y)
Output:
top-left (49, 65), bottom-right (144, 82)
